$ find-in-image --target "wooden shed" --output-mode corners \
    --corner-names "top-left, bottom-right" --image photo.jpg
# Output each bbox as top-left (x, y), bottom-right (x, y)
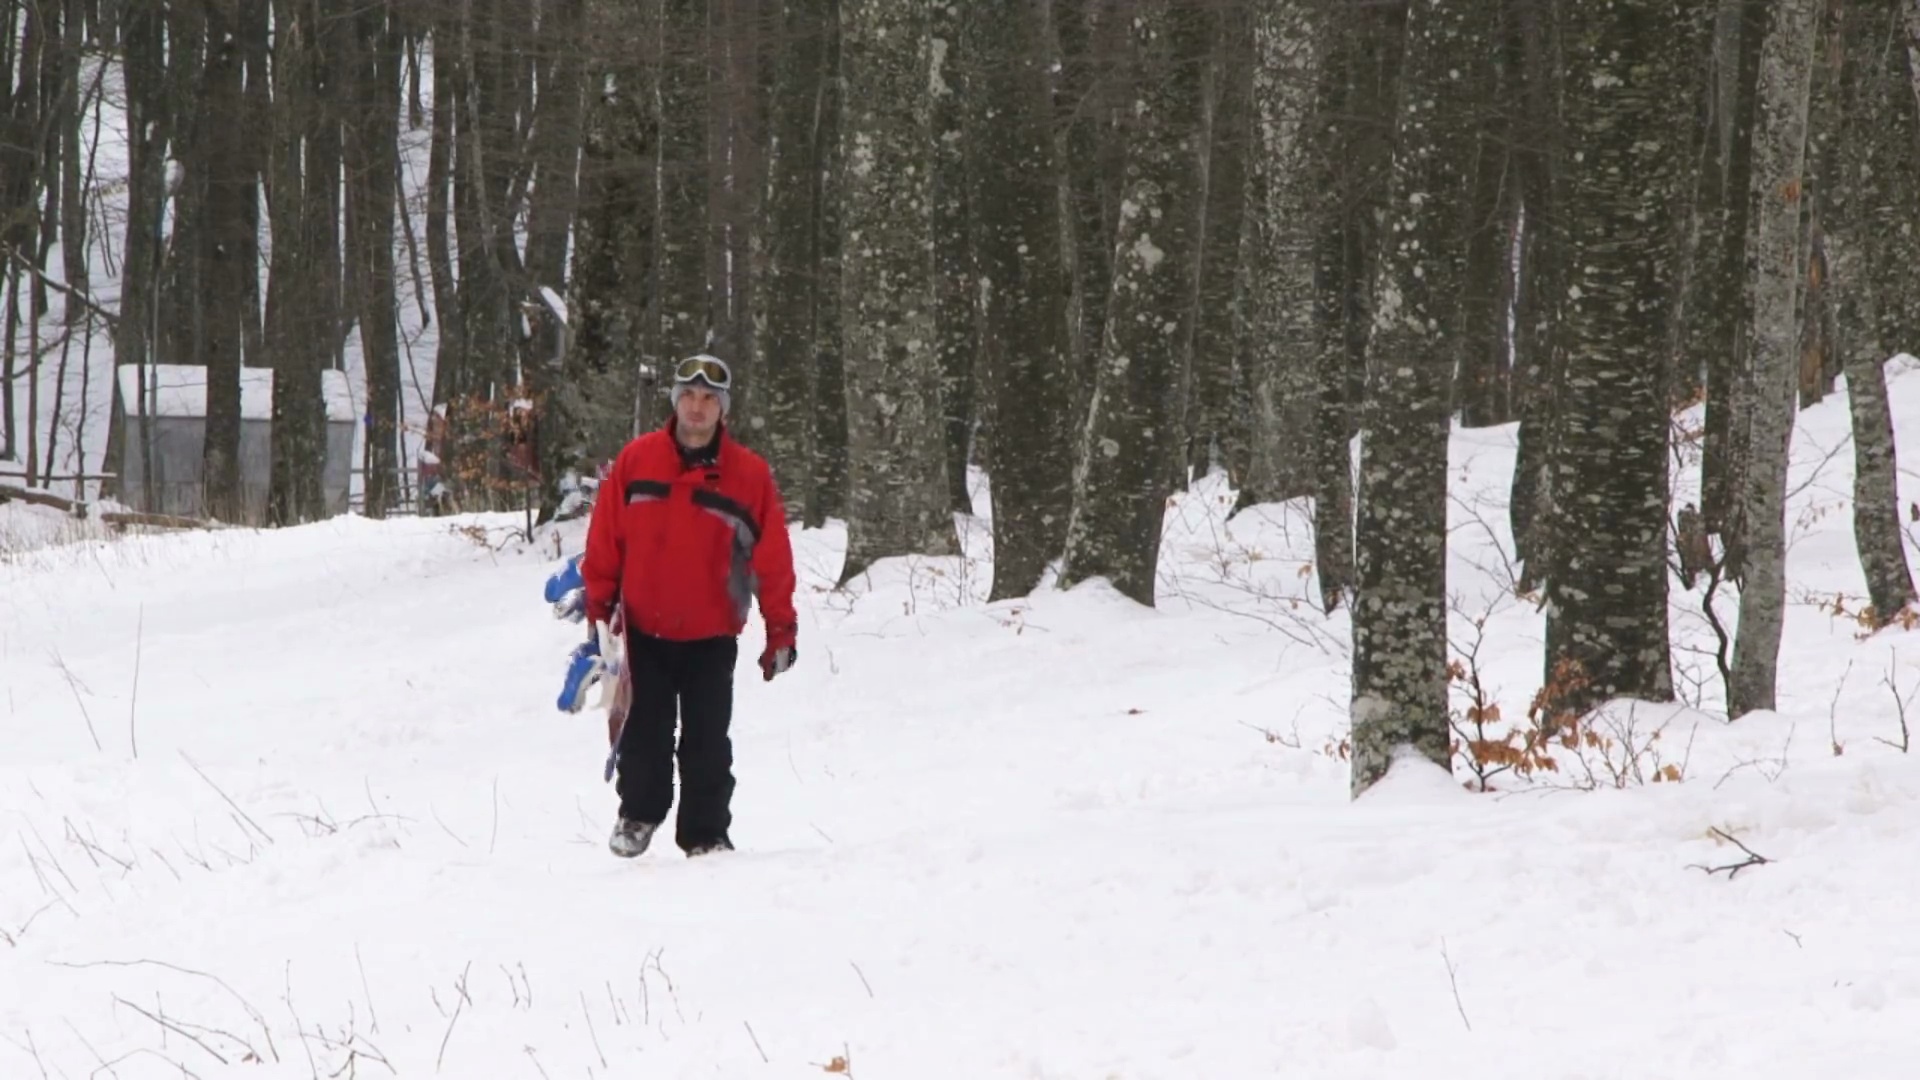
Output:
top-left (104, 364), bottom-right (357, 524)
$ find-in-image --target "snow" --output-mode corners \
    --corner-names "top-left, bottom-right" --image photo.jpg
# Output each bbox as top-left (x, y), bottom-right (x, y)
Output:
top-left (113, 364), bottom-right (358, 424)
top-left (6, 361), bottom-right (1920, 1079)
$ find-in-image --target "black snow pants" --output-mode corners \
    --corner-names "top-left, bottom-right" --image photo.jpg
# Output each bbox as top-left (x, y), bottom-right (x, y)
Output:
top-left (615, 631), bottom-right (738, 852)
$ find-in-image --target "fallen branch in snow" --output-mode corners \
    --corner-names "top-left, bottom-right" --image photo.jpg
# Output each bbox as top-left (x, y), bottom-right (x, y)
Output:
top-left (0, 1027), bottom-right (50, 1079)
top-left (48, 647), bottom-right (103, 751)
top-left (0, 482), bottom-right (82, 515)
top-left (62, 815), bottom-right (133, 874)
top-left (1440, 939), bottom-right (1471, 1032)
top-left (113, 994), bottom-right (234, 1066)
top-left (582, 992), bottom-right (608, 1068)
top-left (100, 508), bottom-right (228, 531)
top-left (433, 961), bottom-right (473, 1072)
top-left (356, 945), bottom-right (381, 1034)
top-left (52, 957), bottom-right (280, 1063)
top-left (0, 899), bottom-right (66, 947)
top-left (180, 752), bottom-right (274, 846)
top-left (744, 1020), bottom-right (769, 1064)
top-left (1690, 827), bottom-right (1773, 880)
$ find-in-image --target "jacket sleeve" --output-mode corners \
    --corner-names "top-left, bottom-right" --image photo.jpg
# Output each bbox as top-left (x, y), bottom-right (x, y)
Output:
top-left (580, 454), bottom-right (626, 624)
top-left (752, 464), bottom-right (799, 650)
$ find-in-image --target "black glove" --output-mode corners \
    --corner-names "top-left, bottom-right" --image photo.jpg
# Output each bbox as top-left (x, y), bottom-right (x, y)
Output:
top-left (759, 644), bottom-right (796, 681)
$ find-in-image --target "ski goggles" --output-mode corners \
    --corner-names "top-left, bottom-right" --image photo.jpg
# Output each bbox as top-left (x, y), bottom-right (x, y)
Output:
top-left (673, 355), bottom-right (732, 390)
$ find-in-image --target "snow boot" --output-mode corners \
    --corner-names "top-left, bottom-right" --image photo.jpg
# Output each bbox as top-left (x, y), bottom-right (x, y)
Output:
top-left (685, 838), bottom-right (734, 858)
top-left (609, 817), bottom-right (657, 858)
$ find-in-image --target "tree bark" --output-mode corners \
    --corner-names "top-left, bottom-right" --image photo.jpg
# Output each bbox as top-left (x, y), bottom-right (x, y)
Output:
top-left (1057, 0), bottom-right (1208, 608)
top-left (965, 0), bottom-right (1075, 601)
top-left (1698, 1), bottom-right (1766, 549)
top-left (1544, 0), bottom-right (1696, 716)
top-left (1508, 0), bottom-right (1564, 594)
top-left (523, 0), bottom-right (590, 521)
top-left (1349, 0), bottom-right (1483, 798)
top-left (756, 0), bottom-right (830, 516)
top-left (1728, 0), bottom-right (1821, 719)
top-left (1827, 2), bottom-right (1916, 629)
top-left (931, 0), bottom-right (978, 516)
top-left (571, 5), bottom-right (659, 459)
top-left (658, 0), bottom-right (712, 358)
top-left (201, 2), bottom-right (251, 522)
top-left (836, 0), bottom-right (955, 582)
top-left (1238, 0), bottom-right (1323, 513)
top-left (807, 2), bottom-right (849, 529)
top-left (265, 0), bottom-right (337, 526)
top-left (1185, 5), bottom-right (1251, 482)
top-left (345, 0), bottom-right (406, 519)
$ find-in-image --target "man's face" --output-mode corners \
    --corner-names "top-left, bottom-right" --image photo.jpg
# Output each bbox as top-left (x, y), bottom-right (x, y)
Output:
top-left (674, 383), bottom-right (723, 442)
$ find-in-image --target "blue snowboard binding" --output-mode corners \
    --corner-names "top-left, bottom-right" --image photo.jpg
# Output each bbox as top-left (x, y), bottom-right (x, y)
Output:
top-left (545, 554), bottom-right (587, 623)
top-left (556, 635), bottom-right (605, 714)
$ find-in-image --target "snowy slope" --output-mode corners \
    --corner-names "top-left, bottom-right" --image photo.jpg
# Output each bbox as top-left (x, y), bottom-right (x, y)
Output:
top-left (5, 367), bottom-right (1920, 1079)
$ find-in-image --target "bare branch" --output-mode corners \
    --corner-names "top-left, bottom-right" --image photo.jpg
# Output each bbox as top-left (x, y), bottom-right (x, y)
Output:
top-left (1689, 827), bottom-right (1773, 879)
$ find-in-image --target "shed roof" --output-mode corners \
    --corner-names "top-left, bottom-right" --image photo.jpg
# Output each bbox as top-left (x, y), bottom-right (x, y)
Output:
top-left (116, 364), bottom-right (357, 424)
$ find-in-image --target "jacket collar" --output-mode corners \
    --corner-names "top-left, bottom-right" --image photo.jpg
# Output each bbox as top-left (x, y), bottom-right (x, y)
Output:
top-left (665, 417), bottom-right (725, 470)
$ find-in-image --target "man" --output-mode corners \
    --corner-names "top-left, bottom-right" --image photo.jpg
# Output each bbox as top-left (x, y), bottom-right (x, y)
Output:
top-left (580, 353), bottom-right (798, 858)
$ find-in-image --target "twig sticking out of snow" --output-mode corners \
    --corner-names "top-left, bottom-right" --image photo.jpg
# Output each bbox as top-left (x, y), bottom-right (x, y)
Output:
top-left (1690, 827), bottom-right (1773, 880)
top-left (744, 1020), bottom-right (769, 1064)
top-left (1876, 652), bottom-right (1914, 753)
top-left (1440, 939), bottom-right (1471, 1032)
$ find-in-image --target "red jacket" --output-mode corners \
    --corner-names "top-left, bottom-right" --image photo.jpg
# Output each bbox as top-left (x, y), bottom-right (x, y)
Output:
top-left (581, 420), bottom-right (797, 650)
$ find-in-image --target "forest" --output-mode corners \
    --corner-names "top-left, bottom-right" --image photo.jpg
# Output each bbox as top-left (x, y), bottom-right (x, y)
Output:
top-left (4, 0), bottom-right (1917, 797)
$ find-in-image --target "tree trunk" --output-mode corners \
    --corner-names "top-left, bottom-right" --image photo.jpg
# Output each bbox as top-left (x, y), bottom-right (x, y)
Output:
top-left (1699, 1), bottom-right (1766, 548)
top-left (1728, 0), bottom-right (1820, 719)
top-left (523, 0), bottom-right (589, 521)
top-left (1050, 0), bottom-right (1125, 420)
top-left (965, 0), bottom-right (1075, 601)
top-left (807, 2), bottom-right (849, 529)
top-left (1827, 1), bottom-right (1916, 629)
top-left (1057, 0), bottom-right (1207, 607)
top-left (1238, 0), bottom-right (1323, 513)
top-left (345, 0), bottom-right (405, 519)
top-left (201, 3), bottom-right (250, 522)
top-left (1185, 5), bottom-right (1251, 483)
top-left (757, 0), bottom-right (830, 515)
top-left (1350, 0), bottom-right (1477, 797)
top-left (836, 0), bottom-right (955, 582)
top-left (265, 0), bottom-right (337, 526)
top-left (571, 6), bottom-right (659, 461)
top-left (1544, 0), bottom-right (1696, 716)
top-left (658, 0), bottom-right (711, 358)
top-left (1508, 0), bottom-right (1565, 594)
top-left (931, 0), bottom-right (978, 516)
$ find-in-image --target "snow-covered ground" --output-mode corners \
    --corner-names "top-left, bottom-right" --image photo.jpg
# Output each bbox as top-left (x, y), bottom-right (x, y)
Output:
top-left (5, 366), bottom-right (1920, 1079)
